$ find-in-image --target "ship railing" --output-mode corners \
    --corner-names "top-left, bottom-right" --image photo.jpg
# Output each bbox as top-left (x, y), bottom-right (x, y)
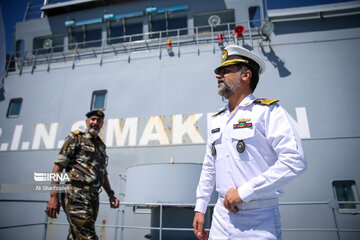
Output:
top-left (23, 0), bottom-right (43, 21)
top-left (5, 19), bottom-right (262, 75)
top-left (0, 198), bottom-right (359, 240)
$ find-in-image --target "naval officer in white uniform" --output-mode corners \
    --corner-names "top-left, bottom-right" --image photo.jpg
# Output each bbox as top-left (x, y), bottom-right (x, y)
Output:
top-left (193, 45), bottom-right (307, 240)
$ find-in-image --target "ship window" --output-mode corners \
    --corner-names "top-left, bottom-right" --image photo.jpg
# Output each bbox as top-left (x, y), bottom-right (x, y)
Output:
top-left (69, 24), bottom-right (102, 49)
top-left (149, 12), bottom-right (187, 39)
top-left (15, 40), bottom-right (25, 58)
top-left (249, 6), bottom-right (261, 28)
top-left (85, 24), bottom-right (102, 47)
top-left (125, 19), bottom-right (143, 41)
top-left (332, 180), bottom-right (359, 214)
top-left (194, 9), bottom-right (235, 33)
top-left (33, 34), bottom-right (64, 54)
top-left (69, 26), bottom-right (84, 49)
top-left (107, 18), bottom-right (143, 44)
top-left (91, 90), bottom-right (107, 110)
top-left (7, 98), bottom-right (23, 118)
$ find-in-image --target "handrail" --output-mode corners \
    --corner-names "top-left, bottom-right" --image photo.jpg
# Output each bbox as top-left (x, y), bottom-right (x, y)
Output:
top-left (0, 198), bottom-right (359, 240)
top-left (5, 20), bottom-right (261, 75)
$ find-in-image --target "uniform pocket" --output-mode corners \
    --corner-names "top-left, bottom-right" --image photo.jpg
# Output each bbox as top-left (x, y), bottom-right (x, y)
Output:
top-left (230, 128), bottom-right (255, 161)
top-left (230, 127), bottom-right (255, 141)
top-left (82, 144), bottom-right (95, 152)
top-left (209, 131), bottom-right (224, 161)
top-left (209, 130), bottom-right (221, 144)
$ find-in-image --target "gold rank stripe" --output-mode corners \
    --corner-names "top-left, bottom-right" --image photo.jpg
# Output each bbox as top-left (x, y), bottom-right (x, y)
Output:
top-left (212, 109), bottom-right (226, 117)
top-left (254, 99), bottom-right (279, 105)
top-left (220, 59), bottom-right (249, 66)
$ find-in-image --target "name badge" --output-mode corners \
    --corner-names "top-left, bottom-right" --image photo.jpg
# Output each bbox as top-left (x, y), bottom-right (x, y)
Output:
top-left (211, 128), bottom-right (220, 133)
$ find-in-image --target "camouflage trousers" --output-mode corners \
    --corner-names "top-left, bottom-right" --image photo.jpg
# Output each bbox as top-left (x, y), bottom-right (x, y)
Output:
top-left (61, 186), bottom-right (99, 240)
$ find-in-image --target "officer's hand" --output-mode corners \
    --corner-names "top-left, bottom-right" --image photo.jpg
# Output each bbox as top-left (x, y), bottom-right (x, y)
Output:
top-left (46, 196), bottom-right (60, 218)
top-left (224, 188), bottom-right (242, 213)
top-left (193, 212), bottom-right (208, 240)
top-left (109, 196), bottom-right (119, 208)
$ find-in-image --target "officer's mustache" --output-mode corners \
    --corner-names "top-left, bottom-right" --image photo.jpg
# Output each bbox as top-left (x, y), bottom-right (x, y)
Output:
top-left (218, 78), bottom-right (232, 87)
top-left (88, 126), bottom-right (100, 136)
top-left (90, 124), bottom-right (99, 130)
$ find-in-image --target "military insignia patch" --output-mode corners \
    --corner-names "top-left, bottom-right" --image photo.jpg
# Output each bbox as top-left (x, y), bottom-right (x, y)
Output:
top-left (233, 122), bottom-right (252, 129)
top-left (236, 140), bottom-right (245, 153)
top-left (221, 49), bottom-right (228, 63)
top-left (234, 118), bottom-right (252, 129)
top-left (211, 143), bottom-right (216, 156)
top-left (238, 118), bottom-right (251, 123)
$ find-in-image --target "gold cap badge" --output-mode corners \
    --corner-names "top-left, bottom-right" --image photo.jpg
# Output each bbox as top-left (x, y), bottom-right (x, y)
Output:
top-left (221, 49), bottom-right (228, 63)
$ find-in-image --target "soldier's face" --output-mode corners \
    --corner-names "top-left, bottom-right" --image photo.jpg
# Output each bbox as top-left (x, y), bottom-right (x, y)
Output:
top-left (216, 65), bottom-right (242, 98)
top-left (86, 116), bottom-right (104, 136)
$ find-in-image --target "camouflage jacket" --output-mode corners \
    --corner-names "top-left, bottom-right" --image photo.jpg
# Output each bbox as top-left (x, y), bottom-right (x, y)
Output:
top-left (55, 130), bottom-right (108, 189)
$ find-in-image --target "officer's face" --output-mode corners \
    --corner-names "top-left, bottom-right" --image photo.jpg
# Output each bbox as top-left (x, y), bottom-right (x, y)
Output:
top-left (86, 116), bottom-right (104, 136)
top-left (216, 65), bottom-right (242, 98)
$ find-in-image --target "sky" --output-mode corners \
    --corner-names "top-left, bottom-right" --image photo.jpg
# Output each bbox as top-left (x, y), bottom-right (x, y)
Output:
top-left (0, 0), bottom-right (355, 55)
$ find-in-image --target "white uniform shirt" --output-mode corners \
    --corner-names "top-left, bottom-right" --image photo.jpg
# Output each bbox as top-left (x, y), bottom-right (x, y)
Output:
top-left (195, 94), bottom-right (307, 214)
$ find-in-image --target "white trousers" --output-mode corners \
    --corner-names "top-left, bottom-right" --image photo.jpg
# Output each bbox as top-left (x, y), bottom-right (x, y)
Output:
top-left (209, 198), bottom-right (282, 240)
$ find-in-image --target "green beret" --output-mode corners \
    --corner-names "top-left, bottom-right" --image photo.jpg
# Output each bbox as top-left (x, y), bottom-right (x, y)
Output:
top-left (86, 110), bottom-right (105, 119)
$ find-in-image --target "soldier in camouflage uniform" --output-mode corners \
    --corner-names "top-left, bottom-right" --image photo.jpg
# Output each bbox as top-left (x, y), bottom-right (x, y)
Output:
top-left (46, 110), bottom-right (119, 240)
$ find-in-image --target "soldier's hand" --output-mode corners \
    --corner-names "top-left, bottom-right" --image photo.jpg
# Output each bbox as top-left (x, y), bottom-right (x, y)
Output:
top-left (224, 188), bottom-right (242, 213)
top-left (193, 212), bottom-right (208, 240)
top-left (109, 196), bottom-right (119, 208)
top-left (46, 196), bottom-right (60, 218)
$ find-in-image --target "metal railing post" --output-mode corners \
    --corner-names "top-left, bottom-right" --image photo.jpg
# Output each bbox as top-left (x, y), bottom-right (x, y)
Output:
top-left (211, 25), bottom-right (214, 53)
top-left (43, 211), bottom-right (49, 240)
top-left (177, 29), bottom-right (180, 57)
top-left (31, 49), bottom-right (39, 74)
top-left (19, 52), bottom-right (27, 76)
top-left (116, 173), bottom-right (126, 240)
top-left (331, 208), bottom-right (341, 240)
top-left (227, 23), bottom-right (231, 43)
top-left (100, 39), bottom-right (105, 66)
top-left (328, 198), bottom-right (341, 240)
top-left (158, 33), bottom-right (162, 59)
top-left (47, 47), bottom-right (54, 72)
top-left (247, 21), bottom-right (253, 48)
top-left (5, 53), bottom-right (14, 77)
top-left (195, 27), bottom-right (199, 55)
top-left (72, 43), bottom-right (78, 69)
top-left (159, 204), bottom-right (163, 240)
top-left (127, 36), bottom-right (131, 63)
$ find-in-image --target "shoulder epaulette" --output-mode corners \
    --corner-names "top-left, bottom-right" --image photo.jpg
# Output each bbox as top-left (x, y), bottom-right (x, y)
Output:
top-left (212, 108), bottom-right (226, 117)
top-left (254, 98), bottom-right (279, 106)
top-left (71, 130), bottom-right (84, 135)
